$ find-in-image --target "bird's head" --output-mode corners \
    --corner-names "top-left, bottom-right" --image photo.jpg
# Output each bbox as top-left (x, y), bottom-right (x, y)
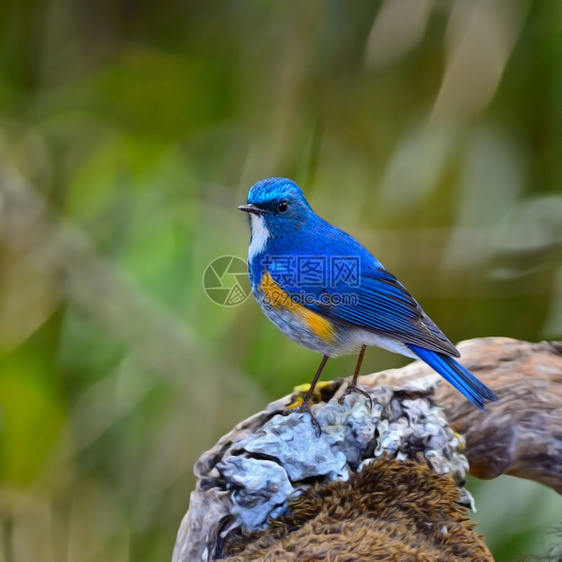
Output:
top-left (239, 178), bottom-right (313, 243)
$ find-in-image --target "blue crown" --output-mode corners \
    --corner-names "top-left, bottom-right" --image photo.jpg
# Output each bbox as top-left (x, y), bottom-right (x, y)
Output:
top-left (248, 177), bottom-right (305, 205)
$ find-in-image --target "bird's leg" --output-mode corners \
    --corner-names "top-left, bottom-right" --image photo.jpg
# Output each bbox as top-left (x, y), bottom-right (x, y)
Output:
top-left (283, 355), bottom-right (329, 436)
top-left (339, 345), bottom-right (372, 408)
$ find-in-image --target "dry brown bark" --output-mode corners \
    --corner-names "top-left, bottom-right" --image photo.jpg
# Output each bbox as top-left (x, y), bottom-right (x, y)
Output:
top-left (360, 337), bottom-right (562, 493)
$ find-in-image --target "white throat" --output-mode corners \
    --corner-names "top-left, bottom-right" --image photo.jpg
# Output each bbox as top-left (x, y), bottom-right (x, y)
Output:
top-left (248, 214), bottom-right (270, 260)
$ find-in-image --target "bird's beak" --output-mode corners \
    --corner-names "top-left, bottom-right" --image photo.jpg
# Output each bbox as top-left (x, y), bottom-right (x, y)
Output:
top-left (238, 204), bottom-right (268, 215)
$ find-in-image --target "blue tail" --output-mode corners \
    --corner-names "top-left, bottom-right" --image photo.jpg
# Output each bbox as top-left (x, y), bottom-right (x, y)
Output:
top-left (407, 345), bottom-right (497, 410)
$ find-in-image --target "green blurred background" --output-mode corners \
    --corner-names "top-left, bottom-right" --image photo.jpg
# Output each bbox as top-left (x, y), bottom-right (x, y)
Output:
top-left (0, 1), bottom-right (561, 560)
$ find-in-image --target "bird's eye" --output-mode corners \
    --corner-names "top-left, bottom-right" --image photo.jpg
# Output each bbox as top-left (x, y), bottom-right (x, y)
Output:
top-left (277, 201), bottom-right (288, 213)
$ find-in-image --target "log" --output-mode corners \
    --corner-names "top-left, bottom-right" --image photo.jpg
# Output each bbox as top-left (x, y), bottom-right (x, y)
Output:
top-left (173, 338), bottom-right (562, 561)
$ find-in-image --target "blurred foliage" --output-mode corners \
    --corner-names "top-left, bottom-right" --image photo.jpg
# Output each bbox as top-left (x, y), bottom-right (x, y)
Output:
top-left (0, 1), bottom-right (561, 560)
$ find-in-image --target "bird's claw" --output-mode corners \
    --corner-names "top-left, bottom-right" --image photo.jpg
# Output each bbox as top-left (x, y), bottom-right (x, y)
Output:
top-left (338, 382), bottom-right (373, 410)
top-left (283, 401), bottom-right (322, 436)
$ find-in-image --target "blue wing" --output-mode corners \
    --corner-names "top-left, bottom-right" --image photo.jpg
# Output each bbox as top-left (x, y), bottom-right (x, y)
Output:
top-left (269, 261), bottom-right (459, 357)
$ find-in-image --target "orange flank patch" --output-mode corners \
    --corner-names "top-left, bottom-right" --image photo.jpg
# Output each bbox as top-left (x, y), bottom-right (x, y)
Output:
top-left (260, 271), bottom-right (335, 342)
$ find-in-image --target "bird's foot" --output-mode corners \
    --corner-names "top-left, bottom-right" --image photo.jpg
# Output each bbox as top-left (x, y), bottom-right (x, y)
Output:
top-left (338, 382), bottom-right (373, 410)
top-left (282, 400), bottom-right (322, 437)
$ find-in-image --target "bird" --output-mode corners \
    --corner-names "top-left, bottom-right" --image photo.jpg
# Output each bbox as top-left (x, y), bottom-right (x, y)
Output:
top-left (239, 177), bottom-right (497, 431)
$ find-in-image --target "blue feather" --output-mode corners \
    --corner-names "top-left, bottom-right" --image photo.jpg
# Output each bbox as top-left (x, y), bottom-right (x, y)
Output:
top-left (407, 345), bottom-right (498, 409)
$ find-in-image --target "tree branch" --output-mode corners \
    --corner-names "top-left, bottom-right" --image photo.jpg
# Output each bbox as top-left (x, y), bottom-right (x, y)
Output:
top-left (360, 337), bottom-right (562, 493)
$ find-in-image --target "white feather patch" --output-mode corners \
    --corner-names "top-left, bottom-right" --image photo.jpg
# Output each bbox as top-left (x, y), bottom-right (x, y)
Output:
top-left (248, 214), bottom-right (270, 260)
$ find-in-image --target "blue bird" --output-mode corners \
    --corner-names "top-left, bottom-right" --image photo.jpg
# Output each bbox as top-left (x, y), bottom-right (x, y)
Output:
top-left (239, 177), bottom-right (497, 430)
